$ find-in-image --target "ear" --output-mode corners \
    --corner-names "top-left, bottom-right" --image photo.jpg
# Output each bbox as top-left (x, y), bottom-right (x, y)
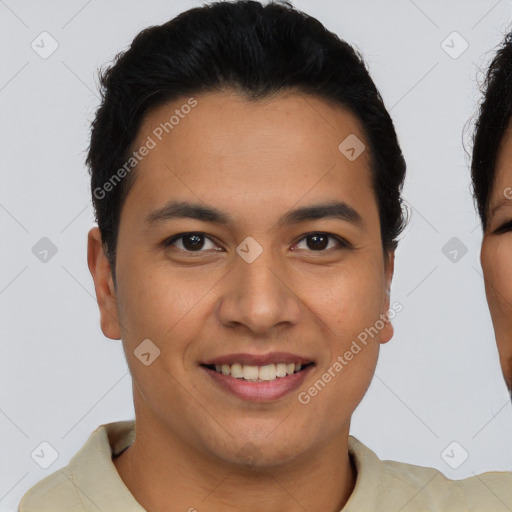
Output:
top-left (87, 227), bottom-right (121, 340)
top-left (379, 249), bottom-right (395, 344)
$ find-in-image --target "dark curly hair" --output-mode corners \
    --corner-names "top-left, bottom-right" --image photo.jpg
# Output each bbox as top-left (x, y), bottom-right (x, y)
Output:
top-left (86, 0), bottom-right (407, 273)
top-left (471, 30), bottom-right (512, 228)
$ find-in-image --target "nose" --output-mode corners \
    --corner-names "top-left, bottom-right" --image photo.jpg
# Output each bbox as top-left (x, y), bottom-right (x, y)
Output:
top-left (215, 245), bottom-right (302, 337)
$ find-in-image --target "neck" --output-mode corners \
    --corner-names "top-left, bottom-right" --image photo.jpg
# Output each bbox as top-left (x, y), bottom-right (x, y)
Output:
top-left (113, 415), bottom-right (356, 512)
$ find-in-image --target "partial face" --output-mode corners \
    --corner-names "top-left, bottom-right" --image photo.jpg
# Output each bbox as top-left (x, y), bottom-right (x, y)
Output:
top-left (481, 124), bottom-right (512, 391)
top-left (89, 90), bottom-right (394, 467)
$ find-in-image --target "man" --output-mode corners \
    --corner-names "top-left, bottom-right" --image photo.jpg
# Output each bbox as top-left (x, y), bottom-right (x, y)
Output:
top-left (18, 1), bottom-right (512, 510)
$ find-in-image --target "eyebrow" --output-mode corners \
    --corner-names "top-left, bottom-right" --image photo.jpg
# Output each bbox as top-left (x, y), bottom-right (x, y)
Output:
top-left (144, 200), bottom-right (365, 229)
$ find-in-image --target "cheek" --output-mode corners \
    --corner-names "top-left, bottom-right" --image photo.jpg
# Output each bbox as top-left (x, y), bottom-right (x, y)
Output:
top-left (115, 254), bottom-right (212, 348)
top-left (319, 265), bottom-right (385, 330)
top-left (482, 238), bottom-right (512, 313)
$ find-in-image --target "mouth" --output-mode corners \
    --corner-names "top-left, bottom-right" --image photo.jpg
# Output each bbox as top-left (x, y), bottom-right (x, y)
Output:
top-left (200, 361), bottom-right (314, 382)
top-left (199, 353), bottom-right (316, 401)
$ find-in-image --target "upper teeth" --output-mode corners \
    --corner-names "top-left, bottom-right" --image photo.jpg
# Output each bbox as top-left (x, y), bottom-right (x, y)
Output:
top-left (214, 363), bottom-right (303, 381)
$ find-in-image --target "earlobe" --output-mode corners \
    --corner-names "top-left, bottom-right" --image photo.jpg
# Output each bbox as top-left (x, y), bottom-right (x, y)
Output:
top-left (379, 316), bottom-right (394, 344)
top-left (87, 227), bottom-right (122, 340)
top-left (379, 294), bottom-right (394, 344)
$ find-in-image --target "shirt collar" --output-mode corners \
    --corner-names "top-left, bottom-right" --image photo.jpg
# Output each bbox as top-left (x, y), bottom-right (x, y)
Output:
top-left (64, 421), bottom-right (384, 512)
top-left (65, 420), bottom-right (144, 511)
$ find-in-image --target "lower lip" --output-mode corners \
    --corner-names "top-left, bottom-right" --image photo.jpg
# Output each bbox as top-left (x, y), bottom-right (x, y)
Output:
top-left (201, 365), bottom-right (314, 402)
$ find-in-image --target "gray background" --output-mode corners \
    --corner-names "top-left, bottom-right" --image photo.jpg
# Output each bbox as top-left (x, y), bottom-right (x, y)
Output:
top-left (1, 0), bottom-right (512, 510)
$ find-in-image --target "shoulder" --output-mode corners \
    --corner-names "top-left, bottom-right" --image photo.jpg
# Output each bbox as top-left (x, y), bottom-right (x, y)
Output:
top-left (458, 469), bottom-right (512, 511)
top-left (18, 421), bottom-right (137, 512)
top-left (346, 436), bottom-right (468, 511)
top-left (18, 468), bottom-right (87, 512)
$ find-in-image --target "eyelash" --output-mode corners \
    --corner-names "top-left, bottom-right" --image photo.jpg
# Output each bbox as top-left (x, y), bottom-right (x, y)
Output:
top-left (162, 231), bottom-right (351, 254)
top-left (494, 219), bottom-right (512, 234)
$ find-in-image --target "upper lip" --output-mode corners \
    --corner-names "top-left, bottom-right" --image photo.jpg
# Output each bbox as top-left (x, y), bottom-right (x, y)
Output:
top-left (201, 352), bottom-right (314, 366)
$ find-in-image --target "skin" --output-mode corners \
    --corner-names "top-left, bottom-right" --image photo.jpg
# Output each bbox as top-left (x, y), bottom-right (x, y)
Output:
top-left (88, 90), bottom-right (395, 512)
top-left (481, 123), bottom-right (512, 392)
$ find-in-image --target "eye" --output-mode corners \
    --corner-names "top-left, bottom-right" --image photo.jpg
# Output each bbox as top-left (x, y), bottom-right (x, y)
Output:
top-left (163, 232), bottom-right (222, 252)
top-left (494, 219), bottom-right (512, 234)
top-left (292, 232), bottom-right (350, 252)
top-left (162, 231), bottom-right (350, 254)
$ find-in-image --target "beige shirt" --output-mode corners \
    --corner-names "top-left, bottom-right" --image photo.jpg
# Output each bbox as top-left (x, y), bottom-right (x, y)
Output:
top-left (18, 420), bottom-right (512, 511)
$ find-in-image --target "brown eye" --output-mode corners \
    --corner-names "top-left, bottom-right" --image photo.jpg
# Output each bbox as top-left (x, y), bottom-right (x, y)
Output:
top-left (164, 232), bottom-right (220, 252)
top-left (494, 220), bottom-right (512, 234)
top-left (306, 233), bottom-right (329, 250)
top-left (293, 232), bottom-right (350, 251)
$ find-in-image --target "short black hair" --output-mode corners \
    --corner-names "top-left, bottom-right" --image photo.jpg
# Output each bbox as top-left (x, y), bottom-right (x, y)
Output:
top-left (471, 30), bottom-right (512, 228)
top-left (86, 0), bottom-right (407, 272)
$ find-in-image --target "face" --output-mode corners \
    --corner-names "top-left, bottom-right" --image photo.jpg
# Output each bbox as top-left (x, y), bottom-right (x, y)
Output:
top-left (481, 124), bottom-right (512, 391)
top-left (88, 90), bottom-right (394, 468)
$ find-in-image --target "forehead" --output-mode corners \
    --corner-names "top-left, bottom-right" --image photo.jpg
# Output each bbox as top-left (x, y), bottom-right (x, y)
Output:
top-left (124, 90), bottom-right (377, 224)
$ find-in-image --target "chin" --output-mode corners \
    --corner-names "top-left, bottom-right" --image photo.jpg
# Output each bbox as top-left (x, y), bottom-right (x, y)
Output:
top-left (209, 435), bottom-right (306, 470)
top-left (500, 355), bottom-right (512, 392)
top-left (504, 367), bottom-right (512, 393)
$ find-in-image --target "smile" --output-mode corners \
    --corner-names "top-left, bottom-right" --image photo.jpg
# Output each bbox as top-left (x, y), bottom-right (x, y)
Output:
top-left (203, 362), bottom-right (313, 382)
top-left (200, 355), bottom-right (315, 401)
